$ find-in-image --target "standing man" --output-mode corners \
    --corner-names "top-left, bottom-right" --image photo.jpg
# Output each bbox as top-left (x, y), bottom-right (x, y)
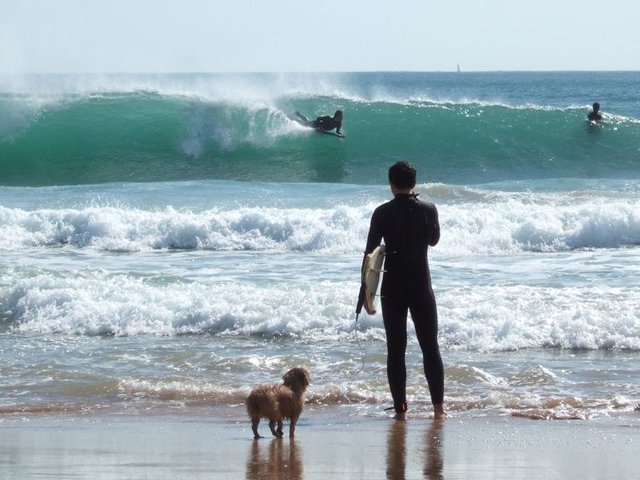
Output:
top-left (358, 161), bottom-right (446, 420)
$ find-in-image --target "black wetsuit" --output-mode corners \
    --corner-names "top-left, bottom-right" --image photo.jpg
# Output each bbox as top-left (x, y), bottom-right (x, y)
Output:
top-left (359, 193), bottom-right (444, 410)
top-left (588, 111), bottom-right (602, 122)
top-left (312, 115), bottom-right (342, 134)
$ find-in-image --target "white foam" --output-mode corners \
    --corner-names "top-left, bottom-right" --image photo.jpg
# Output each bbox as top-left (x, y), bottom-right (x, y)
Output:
top-left (0, 203), bottom-right (370, 253)
top-left (1, 185), bottom-right (639, 256)
top-left (2, 264), bottom-right (639, 350)
top-left (438, 187), bottom-right (640, 255)
top-left (1, 181), bottom-right (639, 349)
top-left (438, 284), bottom-right (640, 351)
top-left (1, 269), bottom-right (359, 338)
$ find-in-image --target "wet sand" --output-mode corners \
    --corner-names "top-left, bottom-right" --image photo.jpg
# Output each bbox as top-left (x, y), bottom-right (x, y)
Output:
top-left (1, 406), bottom-right (639, 479)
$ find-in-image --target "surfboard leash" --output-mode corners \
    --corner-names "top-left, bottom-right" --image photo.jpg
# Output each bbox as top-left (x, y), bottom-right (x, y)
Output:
top-left (352, 312), bottom-right (366, 377)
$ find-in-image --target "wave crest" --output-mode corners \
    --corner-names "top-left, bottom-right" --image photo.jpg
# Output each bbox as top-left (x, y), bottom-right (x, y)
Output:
top-left (2, 87), bottom-right (639, 186)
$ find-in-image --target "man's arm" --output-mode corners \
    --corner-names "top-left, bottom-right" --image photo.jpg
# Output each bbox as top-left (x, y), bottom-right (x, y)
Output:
top-left (364, 208), bottom-right (384, 254)
top-left (428, 204), bottom-right (440, 246)
top-left (357, 209), bottom-right (384, 315)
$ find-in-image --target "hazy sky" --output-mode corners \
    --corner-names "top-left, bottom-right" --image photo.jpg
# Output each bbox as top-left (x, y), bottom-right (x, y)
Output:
top-left (1, 0), bottom-right (638, 73)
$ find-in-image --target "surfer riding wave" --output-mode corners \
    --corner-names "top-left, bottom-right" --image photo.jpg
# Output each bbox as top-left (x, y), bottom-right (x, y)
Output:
top-left (294, 110), bottom-right (344, 137)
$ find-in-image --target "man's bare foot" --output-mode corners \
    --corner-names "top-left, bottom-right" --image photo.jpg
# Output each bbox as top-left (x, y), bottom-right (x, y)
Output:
top-left (394, 411), bottom-right (407, 421)
top-left (433, 404), bottom-right (449, 420)
top-left (391, 402), bottom-right (407, 420)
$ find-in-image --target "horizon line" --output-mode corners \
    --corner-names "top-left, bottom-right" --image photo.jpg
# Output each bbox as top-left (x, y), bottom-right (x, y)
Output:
top-left (1, 69), bottom-right (639, 76)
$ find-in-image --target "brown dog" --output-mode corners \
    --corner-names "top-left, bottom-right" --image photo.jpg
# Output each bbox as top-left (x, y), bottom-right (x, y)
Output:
top-left (245, 366), bottom-right (311, 439)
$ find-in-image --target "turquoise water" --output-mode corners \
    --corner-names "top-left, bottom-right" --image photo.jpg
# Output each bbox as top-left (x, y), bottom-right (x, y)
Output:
top-left (0, 72), bottom-right (639, 419)
top-left (1, 72), bottom-right (639, 185)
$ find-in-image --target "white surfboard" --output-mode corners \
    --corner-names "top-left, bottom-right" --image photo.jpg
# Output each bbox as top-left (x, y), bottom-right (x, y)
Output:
top-left (363, 245), bottom-right (386, 312)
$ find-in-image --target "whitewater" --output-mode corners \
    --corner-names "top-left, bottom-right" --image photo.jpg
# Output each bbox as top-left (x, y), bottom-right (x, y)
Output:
top-left (1, 71), bottom-right (639, 420)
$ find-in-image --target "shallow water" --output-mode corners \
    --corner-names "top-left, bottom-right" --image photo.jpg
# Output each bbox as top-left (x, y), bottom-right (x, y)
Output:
top-left (1, 72), bottom-right (639, 419)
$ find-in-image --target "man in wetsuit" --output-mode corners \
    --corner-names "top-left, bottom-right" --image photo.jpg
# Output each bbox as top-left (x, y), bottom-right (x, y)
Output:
top-left (358, 161), bottom-right (447, 420)
top-left (295, 110), bottom-right (343, 137)
top-left (312, 110), bottom-right (343, 135)
top-left (588, 102), bottom-right (602, 123)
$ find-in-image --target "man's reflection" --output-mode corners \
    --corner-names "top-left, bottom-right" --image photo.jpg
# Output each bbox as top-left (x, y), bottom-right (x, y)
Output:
top-left (423, 421), bottom-right (444, 480)
top-left (386, 420), bottom-right (407, 479)
top-left (385, 420), bottom-right (444, 480)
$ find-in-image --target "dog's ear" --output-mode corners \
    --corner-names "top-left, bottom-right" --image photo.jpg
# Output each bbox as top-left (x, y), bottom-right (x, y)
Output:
top-left (301, 368), bottom-right (311, 386)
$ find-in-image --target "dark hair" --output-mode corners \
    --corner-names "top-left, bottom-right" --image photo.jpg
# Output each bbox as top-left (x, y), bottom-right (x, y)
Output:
top-left (334, 110), bottom-right (343, 117)
top-left (592, 102), bottom-right (600, 110)
top-left (388, 161), bottom-right (416, 189)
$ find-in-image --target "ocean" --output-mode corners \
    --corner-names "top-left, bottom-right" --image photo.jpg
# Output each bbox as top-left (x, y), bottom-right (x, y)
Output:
top-left (1, 71), bottom-right (639, 420)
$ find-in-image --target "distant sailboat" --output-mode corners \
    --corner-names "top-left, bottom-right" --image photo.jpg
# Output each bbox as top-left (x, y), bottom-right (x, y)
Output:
top-left (457, 63), bottom-right (461, 73)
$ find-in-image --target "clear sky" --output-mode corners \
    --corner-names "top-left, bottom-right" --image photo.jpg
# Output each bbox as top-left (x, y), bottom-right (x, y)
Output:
top-left (1, 0), bottom-right (638, 73)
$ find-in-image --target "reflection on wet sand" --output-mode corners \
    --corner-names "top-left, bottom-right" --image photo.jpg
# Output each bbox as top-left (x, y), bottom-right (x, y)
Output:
top-left (423, 421), bottom-right (444, 480)
top-left (386, 420), bottom-right (444, 480)
top-left (246, 438), bottom-right (303, 480)
top-left (386, 421), bottom-right (407, 479)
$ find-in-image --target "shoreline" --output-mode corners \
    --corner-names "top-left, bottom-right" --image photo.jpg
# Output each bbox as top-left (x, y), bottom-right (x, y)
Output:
top-left (2, 406), bottom-right (639, 479)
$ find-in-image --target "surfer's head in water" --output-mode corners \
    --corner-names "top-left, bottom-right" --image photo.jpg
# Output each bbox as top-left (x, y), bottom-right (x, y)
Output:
top-left (388, 161), bottom-right (416, 193)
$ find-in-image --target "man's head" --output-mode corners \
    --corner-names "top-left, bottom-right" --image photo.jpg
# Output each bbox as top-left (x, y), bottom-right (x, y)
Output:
top-left (592, 102), bottom-right (600, 112)
top-left (334, 110), bottom-right (343, 120)
top-left (388, 161), bottom-right (417, 190)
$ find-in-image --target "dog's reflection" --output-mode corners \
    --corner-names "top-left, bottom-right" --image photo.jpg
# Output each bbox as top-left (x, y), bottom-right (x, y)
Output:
top-left (385, 420), bottom-right (444, 480)
top-left (246, 438), bottom-right (303, 480)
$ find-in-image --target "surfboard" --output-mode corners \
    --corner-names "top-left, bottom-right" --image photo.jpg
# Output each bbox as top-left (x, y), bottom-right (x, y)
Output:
top-left (287, 112), bottom-right (311, 127)
top-left (287, 112), bottom-right (345, 138)
top-left (362, 245), bottom-right (386, 312)
top-left (321, 130), bottom-right (345, 138)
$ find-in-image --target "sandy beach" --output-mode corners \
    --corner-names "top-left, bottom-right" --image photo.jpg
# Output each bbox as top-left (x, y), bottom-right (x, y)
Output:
top-left (1, 406), bottom-right (639, 479)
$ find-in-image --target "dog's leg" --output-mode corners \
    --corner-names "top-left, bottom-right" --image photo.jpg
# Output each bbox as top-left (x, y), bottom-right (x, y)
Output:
top-left (289, 415), bottom-right (298, 438)
top-left (268, 419), bottom-right (279, 437)
top-left (276, 420), bottom-right (284, 438)
top-left (251, 418), bottom-right (261, 439)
